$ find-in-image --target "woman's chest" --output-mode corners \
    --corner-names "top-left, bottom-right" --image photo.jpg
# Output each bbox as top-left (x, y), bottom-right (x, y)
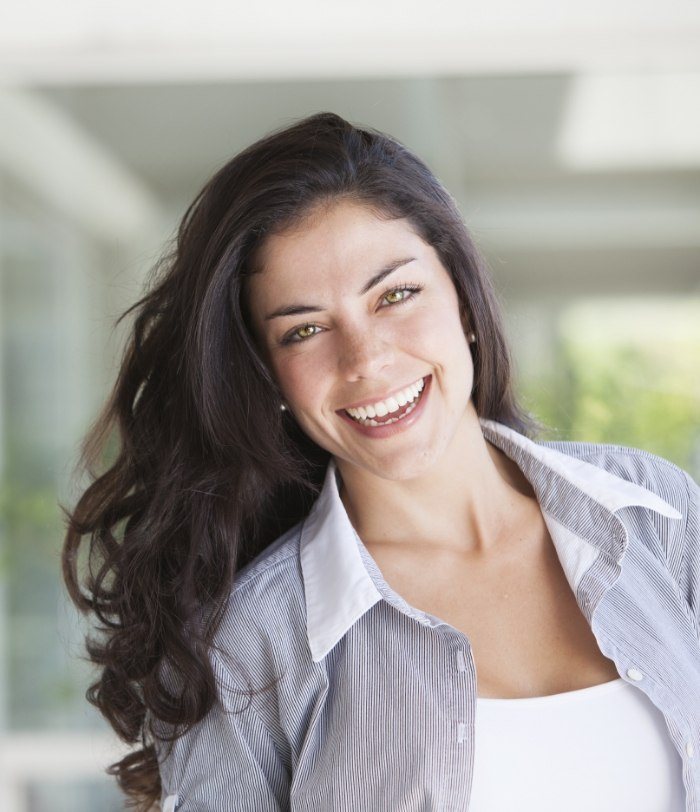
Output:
top-left (364, 530), bottom-right (620, 699)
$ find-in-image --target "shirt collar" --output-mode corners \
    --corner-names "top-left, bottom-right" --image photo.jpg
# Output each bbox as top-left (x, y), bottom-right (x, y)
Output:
top-left (479, 419), bottom-right (682, 518)
top-left (300, 418), bottom-right (682, 662)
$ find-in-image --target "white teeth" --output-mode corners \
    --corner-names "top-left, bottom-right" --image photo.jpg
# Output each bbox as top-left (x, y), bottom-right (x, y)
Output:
top-left (344, 376), bottom-right (427, 424)
top-left (362, 398), bottom-right (420, 426)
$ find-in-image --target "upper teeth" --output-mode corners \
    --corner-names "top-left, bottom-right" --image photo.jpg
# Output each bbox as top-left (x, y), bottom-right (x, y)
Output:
top-left (345, 377), bottom-right (425, 420)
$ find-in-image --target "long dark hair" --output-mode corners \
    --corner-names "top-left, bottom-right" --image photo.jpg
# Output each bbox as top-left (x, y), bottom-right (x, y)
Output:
top-left (61, 111), bottom-right (538, 809)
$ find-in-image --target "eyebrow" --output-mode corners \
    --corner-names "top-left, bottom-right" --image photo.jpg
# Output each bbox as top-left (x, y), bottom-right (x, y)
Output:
top-left (263, 257), bottom-right (417, 321)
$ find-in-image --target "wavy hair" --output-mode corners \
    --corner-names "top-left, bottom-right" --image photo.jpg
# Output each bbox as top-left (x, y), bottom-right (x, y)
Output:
top-left (61, 111), bottom-right (539, 809)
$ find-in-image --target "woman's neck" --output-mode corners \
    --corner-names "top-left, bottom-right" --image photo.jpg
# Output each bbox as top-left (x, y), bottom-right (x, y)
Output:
top-left (336, 410), bottom-right (538, 559)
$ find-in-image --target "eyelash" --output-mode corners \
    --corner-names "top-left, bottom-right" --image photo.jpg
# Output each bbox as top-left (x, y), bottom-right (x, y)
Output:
top-left (280, 283), bottom-right (424, 346)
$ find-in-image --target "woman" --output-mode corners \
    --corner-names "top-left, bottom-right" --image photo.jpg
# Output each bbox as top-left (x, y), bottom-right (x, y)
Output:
top-left (62, 112), bottom-right (699, 811)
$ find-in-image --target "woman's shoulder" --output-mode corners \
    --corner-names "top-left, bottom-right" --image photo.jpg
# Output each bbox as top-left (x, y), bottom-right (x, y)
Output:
top-left (234, 520), bottom-right (305, 595)
top-left (539, 435), bottom-right (694, 496)
top-left (209, 521), bottom-right (310, 676)
top-left (224, 520), bottom-right (308, 630)
top-left (539, 435), bottom-right (697, 581)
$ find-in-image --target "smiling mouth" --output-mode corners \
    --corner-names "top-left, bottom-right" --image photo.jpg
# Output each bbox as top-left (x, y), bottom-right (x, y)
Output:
top-left (342, 376), bottom-right (427, 427)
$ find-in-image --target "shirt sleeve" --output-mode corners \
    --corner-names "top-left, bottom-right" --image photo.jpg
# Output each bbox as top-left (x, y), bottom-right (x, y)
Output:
top-left (157, 677), bottom-right (290, 811)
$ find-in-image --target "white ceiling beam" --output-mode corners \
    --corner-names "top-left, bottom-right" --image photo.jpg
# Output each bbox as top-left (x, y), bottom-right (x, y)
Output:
top-left (0, 89), bottom-right (163, 241)
top-left (2, 34), bottom-right (699, 86)
top-left (558, 74), bottom-right (700, 170)
top-left (1, 0), bottom-right (699, 84)
top-left (461, 198), bottom-right (700, 250)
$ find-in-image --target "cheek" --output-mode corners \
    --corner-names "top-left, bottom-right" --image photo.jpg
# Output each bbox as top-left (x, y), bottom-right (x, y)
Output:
top-left (272, 350), bottom-right (329, 408)
top-left (407, 297), bottom-right (467, 353)
top-left (418, 301), bottom-right (474, 385)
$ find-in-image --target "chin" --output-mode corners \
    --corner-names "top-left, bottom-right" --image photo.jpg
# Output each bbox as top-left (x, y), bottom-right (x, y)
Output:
top-left (358, 443), bottom-right (446, 483)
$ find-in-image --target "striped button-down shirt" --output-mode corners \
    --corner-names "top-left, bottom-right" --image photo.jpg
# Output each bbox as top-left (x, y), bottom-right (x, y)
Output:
top-left (157, 418), bottom-right (700, 811)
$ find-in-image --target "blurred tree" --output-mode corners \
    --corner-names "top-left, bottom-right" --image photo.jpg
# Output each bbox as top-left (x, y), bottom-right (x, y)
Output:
top-left (521, 299), bottom-right (700, 480)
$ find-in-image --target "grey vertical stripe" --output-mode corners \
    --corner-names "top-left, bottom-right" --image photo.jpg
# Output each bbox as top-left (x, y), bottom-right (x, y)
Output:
top-left (155, 426), bottom-right (700, 810)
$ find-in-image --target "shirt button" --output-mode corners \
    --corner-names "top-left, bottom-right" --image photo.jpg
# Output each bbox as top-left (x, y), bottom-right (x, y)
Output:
top-left (626, 668), bottom-right (644, 681)
top-left (456, 649), bottom-right (468, 672)
top-left (687, 741), bottom-right (695, 758)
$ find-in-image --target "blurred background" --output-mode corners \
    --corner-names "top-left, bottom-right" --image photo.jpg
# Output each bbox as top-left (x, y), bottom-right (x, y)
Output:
top-left (0, 1), bottom-right (699, 809)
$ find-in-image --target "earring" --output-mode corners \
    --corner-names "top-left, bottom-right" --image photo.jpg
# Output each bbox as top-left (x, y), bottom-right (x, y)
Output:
top-left (280, 402), bottom-right (288, 412)
top-left (468, 332), bottom-right (476, 344)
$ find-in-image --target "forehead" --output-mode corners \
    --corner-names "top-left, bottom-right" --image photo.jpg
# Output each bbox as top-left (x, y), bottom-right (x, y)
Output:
top-left (250, 200), bottom-right (430, 297)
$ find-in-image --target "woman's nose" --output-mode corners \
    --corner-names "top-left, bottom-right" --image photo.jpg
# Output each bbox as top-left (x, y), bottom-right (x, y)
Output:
top-left (337, 327), bottom-right (395, 381)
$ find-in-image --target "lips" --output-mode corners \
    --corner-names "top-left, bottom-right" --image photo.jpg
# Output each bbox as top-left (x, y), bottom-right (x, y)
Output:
top-left (337, 375), bottom-right (432, 437)
top-left (343, 376), bottom-right (426, 426)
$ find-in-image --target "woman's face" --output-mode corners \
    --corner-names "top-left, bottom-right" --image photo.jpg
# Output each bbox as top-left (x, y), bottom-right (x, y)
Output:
top-left (247, 199), bottom-right (476, 481)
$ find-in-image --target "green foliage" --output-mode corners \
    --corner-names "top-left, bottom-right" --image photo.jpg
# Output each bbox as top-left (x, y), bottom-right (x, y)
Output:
top-left (0, 482), bottom-right (63, 584)
top-left (521, 300), bottom-right (700, 480)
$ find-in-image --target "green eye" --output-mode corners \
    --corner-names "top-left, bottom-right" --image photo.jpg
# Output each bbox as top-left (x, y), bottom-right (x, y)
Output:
top-left (280, 284), bottom-right (422, 346)
top-left (384, 289), bottom-right (407, 304)
top-left (281, 323), bottom-right (321, 345)
top-left (382, 284), bottom-right (422, 306)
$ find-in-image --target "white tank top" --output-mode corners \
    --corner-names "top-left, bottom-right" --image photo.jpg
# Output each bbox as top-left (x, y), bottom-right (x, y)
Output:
top-left (468, 677), bottom-right (686, 811)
